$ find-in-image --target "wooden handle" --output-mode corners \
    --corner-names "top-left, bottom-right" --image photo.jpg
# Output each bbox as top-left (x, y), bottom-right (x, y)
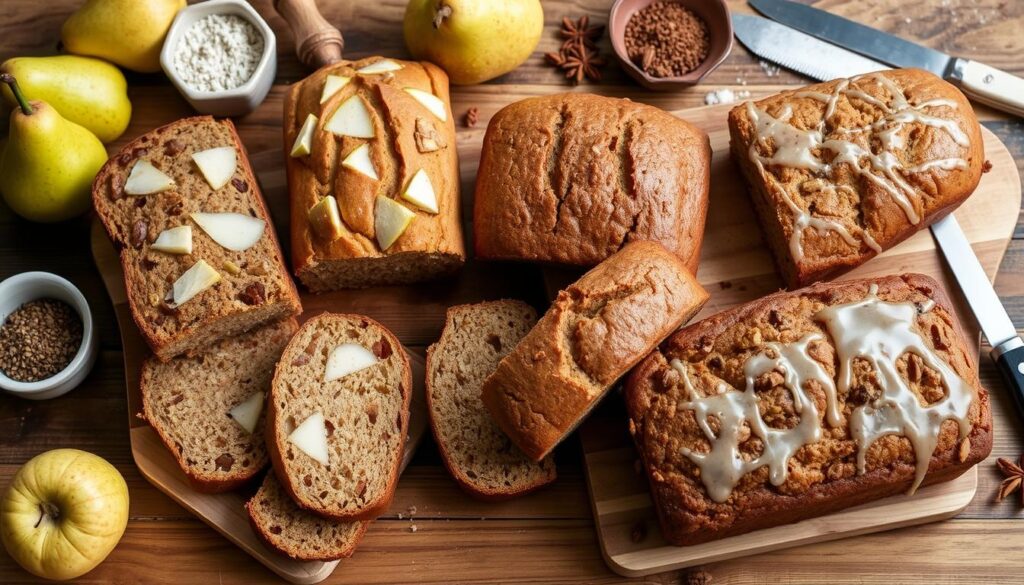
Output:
top-left (273, 0), bottom-right (344, 69)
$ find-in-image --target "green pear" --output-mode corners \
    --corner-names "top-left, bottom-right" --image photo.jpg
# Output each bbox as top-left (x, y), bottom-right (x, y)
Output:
top-left (404, 0), bottom-right (543, 85)
top-left (0, 74), bottom-right (107, 223)
top-left (61, 0), bottom-right (186, 73)
top-left (1, 56), bottom-right (131, 143)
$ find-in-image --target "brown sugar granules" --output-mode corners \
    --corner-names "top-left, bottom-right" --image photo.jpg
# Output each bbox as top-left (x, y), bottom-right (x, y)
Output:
top-left (0, 299), bottom-right (83, 382)
top-left (624, 2), bottom-right (710, 78)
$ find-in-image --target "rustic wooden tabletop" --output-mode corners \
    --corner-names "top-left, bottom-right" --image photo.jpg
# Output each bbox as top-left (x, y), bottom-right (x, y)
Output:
top-left (2, 0), bottom-right (1024, 583)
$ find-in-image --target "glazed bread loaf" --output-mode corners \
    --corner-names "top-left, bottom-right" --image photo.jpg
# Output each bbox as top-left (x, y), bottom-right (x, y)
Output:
top-left (284, 57), bottom-right (465, 291)
top-left (267, 313), bottom-right (411, 521)
top-left (474, 93), bottom-right (711, 271)
top-left (482, 241), bottom-right (709, 462)
top-left (427, 300), bottom-right (556, 500)
top-left (246, 473), bottom-right (368, 561)
top-left (728, 69), bottom-right (984, 288)
top-left (141, 319), bottom-right (297, 493)
top-left (93, 116), bottom-right (302, 361)
top-left (625, 274), bottom-right (993, 546)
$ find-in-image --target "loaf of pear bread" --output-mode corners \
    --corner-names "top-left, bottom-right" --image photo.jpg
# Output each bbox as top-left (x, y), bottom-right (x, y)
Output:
top-left (93, 116), bottom-right (302, 361)
top-left (482, 241), bottom-right (710, 462)
top-left (284, 57), bottom-right (465, 291)
top-left (246, 473), bottom-right (369, 561)
top-left (728, 69), bottom-right (985, 288)
top-left (427, 300), bottom-right (556, 500)
top-left (267, 313), bottom-right (411, 521)
top-left (625, 274), bottom-right (993, 545)
top-left (140, 319), bottom-right (297, 493)
top-left (473, 93), bottom-right (711, 271)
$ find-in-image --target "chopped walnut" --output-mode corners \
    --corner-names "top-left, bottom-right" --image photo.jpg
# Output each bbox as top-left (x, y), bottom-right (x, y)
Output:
top-left (163, 139), bottom-right (185, 157)
top-left (130, 220), bottom-right (148, 249)
top-left (238, 282), bottom-right (266, 305)
top-left (414, 117), bottom-right (446, 153)
top-left (372, 338), bottom-right (393, 359)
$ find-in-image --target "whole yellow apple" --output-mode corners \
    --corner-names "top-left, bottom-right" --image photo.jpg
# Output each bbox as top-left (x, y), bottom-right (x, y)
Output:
top-left (1, 449), bottom-right (129, 581)
top-left (404, 0), bottom-right (544, 85)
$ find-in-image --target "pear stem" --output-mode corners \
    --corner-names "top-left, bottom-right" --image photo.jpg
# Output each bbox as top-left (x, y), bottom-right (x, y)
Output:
top-left (433, 3), bottom-right (452, 28)
top-left (0, 73), bottom-right (32, 116)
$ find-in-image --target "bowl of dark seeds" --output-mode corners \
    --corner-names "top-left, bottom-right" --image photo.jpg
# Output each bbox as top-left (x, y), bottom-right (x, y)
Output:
top-left (609, 0), bottom-right (733, 90)
top-left (0, 272), bottom-right (97, 399)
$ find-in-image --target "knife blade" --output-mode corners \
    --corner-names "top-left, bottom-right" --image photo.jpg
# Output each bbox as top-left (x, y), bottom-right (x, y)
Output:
top-left (732, 14), bottom-right (887, 81)
top-left (732, 12), bottom-right (1024, 417)
top-left (748, 0), bottom-right (1024, 118)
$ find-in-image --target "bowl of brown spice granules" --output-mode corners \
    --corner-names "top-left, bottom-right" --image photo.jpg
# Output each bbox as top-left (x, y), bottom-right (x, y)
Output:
top-left (0, 272), bottom-right (97, 400)
top-left (609, 0), bottom-right (733, 90)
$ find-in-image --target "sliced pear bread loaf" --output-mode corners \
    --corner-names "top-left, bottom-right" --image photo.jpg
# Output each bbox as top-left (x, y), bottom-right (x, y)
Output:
top-left (246, 473), bottom-right (369, 561)
top-left (93, 116), bottom-right (302, 361)
top-left (140, 318), bottom-right (298, 493)
top-left (267, 313), bottom-right (412, 521)
top-left (427, 301), bottom-right (556, 499)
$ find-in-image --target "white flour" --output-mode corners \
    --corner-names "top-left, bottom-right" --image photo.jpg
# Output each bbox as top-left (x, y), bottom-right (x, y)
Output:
top-left (173, 13), bottom-right (264, 93)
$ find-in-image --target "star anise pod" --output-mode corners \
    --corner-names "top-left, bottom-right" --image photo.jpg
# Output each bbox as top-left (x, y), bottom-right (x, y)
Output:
top-left (996, 455), bottom-right (1024, 503)
top-left (560, 15), bottom-right (605, 51)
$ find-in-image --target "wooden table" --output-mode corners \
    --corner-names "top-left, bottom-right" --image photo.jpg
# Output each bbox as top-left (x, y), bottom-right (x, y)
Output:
top-left (2, 1), bottom-right (1023, 583)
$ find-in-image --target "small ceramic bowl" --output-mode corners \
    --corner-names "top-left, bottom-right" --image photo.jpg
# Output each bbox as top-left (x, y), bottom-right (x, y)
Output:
top-left (160, 0), bottom-right (277, 117)
top-left (609, 0), bottom-right (733, 90)
top-left (0, 272), bottom-right (98, 400)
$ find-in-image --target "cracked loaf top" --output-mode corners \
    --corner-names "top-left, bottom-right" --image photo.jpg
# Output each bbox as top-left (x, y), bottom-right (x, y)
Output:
top-left (728, 69), bottom-right (984, 288)
top-left (625, 274), bottom-right (992, 546)
top-left (481, 241), bottom-right (709, 462)
top-left (473, 93), bottom-right (711, 272)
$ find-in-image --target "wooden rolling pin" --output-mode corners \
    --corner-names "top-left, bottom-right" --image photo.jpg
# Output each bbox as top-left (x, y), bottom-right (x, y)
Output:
top-left (273, 0), bottom-right (345, 69)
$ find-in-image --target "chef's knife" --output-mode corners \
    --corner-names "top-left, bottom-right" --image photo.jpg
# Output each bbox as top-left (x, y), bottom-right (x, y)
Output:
top-left (748, 0), bottom-right (1024, 117)
top-left (732, 13), bottom-right (1024, 418)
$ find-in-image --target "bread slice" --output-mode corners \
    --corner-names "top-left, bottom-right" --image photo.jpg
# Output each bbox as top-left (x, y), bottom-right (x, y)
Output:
top-left (246, 472), bottom-right (369, 561)
top-left (267, 313), bottom-right (412, 521)
top-left (140, 319), bottom-right (298, 493)
top-left (426, 301), bottom-right (556, 499)
top-left (93, 116), bottom-right (302, 361)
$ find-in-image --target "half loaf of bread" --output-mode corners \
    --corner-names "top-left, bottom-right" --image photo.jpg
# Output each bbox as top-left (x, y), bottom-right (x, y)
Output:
top-left (427, 300), bottom-right (556, 500)
top-left (267, 313), bottom-right (412, 521)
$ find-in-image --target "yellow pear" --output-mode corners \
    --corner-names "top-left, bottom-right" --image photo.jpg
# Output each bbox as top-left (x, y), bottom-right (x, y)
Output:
top-left (61, 0), bottom-right (186, 73)
top-left (403, 0), bottom-right (543, 85)
top-left (0, 74), bottom-right (107, 223)
top-left (1, 56), bottom-right (131, 143)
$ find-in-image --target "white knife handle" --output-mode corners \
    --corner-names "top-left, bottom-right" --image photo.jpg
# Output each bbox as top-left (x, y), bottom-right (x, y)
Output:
top-left (950, 59), bottom-right (1024, 118)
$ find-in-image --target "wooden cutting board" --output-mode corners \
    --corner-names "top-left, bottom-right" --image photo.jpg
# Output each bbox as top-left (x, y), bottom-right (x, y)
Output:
top-left (89, 225), bottom-right (430, 585)
top-left (575, 105), bottom-right (1021, 577)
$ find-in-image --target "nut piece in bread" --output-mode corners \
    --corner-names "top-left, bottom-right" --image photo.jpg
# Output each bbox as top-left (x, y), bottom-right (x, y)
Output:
top-left (481, 241), bottom-right (710, 462)
top-left (140, 319), bottom-right (298, 493)
top-left (474, 93), bottom-right (711, 272)
top-left (625, 274), bottom-right (993, 545)
top-left (267, 313), bottom-right (412, 521)
top-left (728, 69), bottom-right (984, 288)
top-left (285, 57), bottom-right (465, 291)
top-left (92, 116), bottom-right (302, 361)
top-left (427, 300), bottom-right (557, 500)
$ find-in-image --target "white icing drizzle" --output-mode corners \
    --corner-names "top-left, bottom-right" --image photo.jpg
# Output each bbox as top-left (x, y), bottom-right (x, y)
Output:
top-left (816, 284), bottom-right (975, 494)
top-left (744, 73), bottom-right (969, 261)
top-left (672, 285), bottom-right (975, 502)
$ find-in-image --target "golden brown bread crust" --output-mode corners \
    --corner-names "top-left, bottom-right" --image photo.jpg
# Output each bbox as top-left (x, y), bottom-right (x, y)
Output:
top-left (625, 274), bottom-right (993, 546)
top-left (92, 116), bottom-right (302, 361)
top-left (728, 69), bottom-right (985, 288)
top-left (284, 58), bottom-right (465, 290)
top-left (481, 241), bottom-right (709, 462)
top-left (473, 93), bottom-right (711, 272)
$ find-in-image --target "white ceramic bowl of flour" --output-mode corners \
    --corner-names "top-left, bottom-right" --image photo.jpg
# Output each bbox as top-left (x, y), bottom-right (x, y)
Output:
top-left (161, 0), bottom-right (276, 117)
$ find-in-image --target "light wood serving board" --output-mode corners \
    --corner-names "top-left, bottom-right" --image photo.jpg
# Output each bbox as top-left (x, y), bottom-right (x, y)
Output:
top-left (575, 105), bottom-right (1021, 577)
top-left (90, 224), bottom-right (430, 585)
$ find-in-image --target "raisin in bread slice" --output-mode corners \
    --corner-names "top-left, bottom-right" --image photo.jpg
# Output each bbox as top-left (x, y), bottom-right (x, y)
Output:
top-left (92, 116), bottom-right (302, 361)
top-left (427, 301), bottom-right (556, 499)
top-left (246, 473), bottom-right (369, 561)
top-left (267, 313), bottom-right (412, 521)
top-left (140, 319), bottom-right (298, 493)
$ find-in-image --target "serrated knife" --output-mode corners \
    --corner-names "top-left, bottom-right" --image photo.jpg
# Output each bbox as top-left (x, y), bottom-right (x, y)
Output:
top-left (748, 0), bottom-right (1024, 118)
top-left (732, 13), bottom-right (1024, 418)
